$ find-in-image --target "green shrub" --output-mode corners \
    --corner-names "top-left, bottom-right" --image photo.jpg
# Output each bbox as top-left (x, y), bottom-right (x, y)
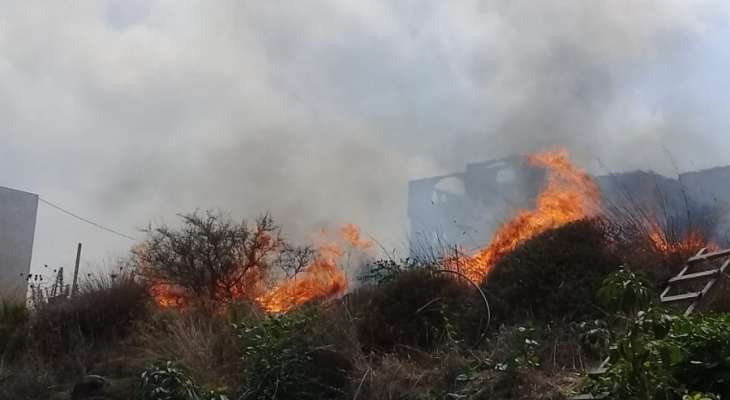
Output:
top-left (236, 306), bottom-right (352, 400)
top-left (484, 218), bottom-right (621, 323)
top-left (586, 311), bottom-right (730, 399)
top-left (597, 268), bottom-right (653, 315)
top-left (494, 324), bottom-right (541, 372)
top-left (139, 361), bottom-right (229, 400)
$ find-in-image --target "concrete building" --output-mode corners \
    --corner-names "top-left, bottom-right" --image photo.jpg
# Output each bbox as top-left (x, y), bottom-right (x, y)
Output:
top-left (0, 186), bottom-right (38, 301)
top-left (408, 156), bottom-right (544, 254)
top-left (408, 157), bottom-right (730, 256)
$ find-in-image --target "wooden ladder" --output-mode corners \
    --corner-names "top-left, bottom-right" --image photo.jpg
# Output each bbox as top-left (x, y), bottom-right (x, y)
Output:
top-left (571, 247), bottom-right (730, 399)
top-left (660, 247), bottom-right (730, 316)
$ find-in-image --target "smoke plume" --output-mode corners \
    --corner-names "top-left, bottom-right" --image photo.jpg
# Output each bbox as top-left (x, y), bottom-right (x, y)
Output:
top-left (1, 1), bottom-right (729, 270)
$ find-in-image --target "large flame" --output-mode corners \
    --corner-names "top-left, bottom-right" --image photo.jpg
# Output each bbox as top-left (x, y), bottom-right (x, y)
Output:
top-left (255, 253), bottom-right (348, 313)
top-left (256, 224), bottom-right (372, 313)
top-left (451, 148), bottom-right (601, 283)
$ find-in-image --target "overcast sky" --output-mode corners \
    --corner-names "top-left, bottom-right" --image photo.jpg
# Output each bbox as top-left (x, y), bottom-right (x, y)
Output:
top-left (2, 1), bottom-right (730, 275)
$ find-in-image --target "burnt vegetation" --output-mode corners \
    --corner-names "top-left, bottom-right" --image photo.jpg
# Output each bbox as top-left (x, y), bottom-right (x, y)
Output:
top-left (138, 211), bottom-right (314, 306)
top-left (2, 206), bottom-right (729, 400)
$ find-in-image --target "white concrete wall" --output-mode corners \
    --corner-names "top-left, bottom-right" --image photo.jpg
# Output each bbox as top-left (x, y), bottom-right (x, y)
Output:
top-left (0, 186), bottom-right (38, 302)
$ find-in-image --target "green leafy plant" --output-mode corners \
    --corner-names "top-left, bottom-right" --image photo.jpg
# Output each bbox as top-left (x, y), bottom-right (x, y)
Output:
top-left (597, 268), bottom-right (653, 315)
top-left (575, 319), bottom-right (611, 358)
top-left (236, 307), bottom-right (349, 400)
top-left (139, 361), bottom-right (229, 400)
top-left (586, 312), bottom-right (730, 399)
top-left (495, 324), bottom-right (541, 372)
top-left (683, 393), bottom-right (720, 400)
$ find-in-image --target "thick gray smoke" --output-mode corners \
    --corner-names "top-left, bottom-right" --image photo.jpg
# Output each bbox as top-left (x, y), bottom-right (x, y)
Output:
top-left (1, 1), bottom-right (729, 271)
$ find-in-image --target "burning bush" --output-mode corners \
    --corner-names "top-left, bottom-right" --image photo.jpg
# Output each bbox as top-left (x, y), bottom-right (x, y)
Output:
top-left (138, 211), bottom-right (363, 313)
top-left (450, 148), bottom-right (602, 283)
top-left (484, 218), bottom-right (620, 323)
top-left (138, 211), bottom-right (315, 307)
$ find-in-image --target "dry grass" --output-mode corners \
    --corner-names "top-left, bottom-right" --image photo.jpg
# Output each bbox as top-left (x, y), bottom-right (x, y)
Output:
top-left (133, 308), bottom-right (245, 389)
top-left (29, 272), bottom-right (150, 361)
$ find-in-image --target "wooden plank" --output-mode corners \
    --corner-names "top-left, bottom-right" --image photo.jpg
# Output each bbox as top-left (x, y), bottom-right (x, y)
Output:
top-left (674, 265), bottom-right (690, 279)
top-left (719, 258), bottom-right (730, 273)
top-left (700, 278), bottom-right (717, 296)
top-left (668, 268), bottom-right (719, 283)
top-left (689, 248), bottom-right (730, 264)
top-left (588, 367), bottom-right (608, 376)
top-left (661, 291), bottom-right (701, 302)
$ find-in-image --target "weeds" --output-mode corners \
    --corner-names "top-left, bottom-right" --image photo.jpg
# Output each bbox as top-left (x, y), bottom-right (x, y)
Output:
top-left (237, 306), bottom-right (352, 400)
top-left (139, 361), bottom-right (229, 400)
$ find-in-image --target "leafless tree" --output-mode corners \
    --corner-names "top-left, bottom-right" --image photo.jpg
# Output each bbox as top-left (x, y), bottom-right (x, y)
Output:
top-left (276, 244), bottom-right (316, 278)
top-left (137, 210), bottom-right (285, 302)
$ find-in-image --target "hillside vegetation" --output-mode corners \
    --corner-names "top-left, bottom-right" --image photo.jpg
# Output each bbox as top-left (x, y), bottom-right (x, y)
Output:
top-left (1, 213), bottom-right (728, 400)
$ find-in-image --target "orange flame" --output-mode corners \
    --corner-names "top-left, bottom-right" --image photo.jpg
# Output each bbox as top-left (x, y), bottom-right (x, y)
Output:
top-left (149, 282), bottom-right (186, 308)
top-left (145, 224), bottom-right (366, 313)
top-left (254, 225), bottom-right (371, 313)
top-left (255, 255), bottom-right (348, 313)
top-left (340, 223), bottom-right (374, 251)
top-left (255, 224), bottom-right (372, 313)
top-left (450, 148), bottom-right (601, 282)
top-left (648, 226), bottom-right (716, 254)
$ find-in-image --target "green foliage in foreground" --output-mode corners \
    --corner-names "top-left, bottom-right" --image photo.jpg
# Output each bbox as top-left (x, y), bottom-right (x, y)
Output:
top-left (236, 307), bottom-right (350, 400)
top-left (587, 309), bottom-right (730, 399)
top-left (140, 361), bottom-right (229, 400)
top-left (587, 269), bottom-right (730, 399)
top-left (587, 310), bottom-right (730, 399)
top-left (597, 268), bottom-right (653, 315)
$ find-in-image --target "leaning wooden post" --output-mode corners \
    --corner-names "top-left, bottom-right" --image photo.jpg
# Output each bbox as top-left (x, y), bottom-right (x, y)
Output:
top-left (71, 242), bottom-right (82, 296)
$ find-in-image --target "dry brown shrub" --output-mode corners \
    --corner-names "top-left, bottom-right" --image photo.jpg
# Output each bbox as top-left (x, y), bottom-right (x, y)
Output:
top-left (351, 353), bottom-right (467, 400)
top-left (27, 272), bottom-right (150, 365)
top-left (485, 219), bottom-right (620, 323)
top-left (348, 270), bottom-right (484, 353)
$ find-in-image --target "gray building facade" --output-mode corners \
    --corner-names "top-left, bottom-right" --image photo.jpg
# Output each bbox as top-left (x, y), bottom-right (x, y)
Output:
top-left (0, 186), bottom-right (38, 301)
